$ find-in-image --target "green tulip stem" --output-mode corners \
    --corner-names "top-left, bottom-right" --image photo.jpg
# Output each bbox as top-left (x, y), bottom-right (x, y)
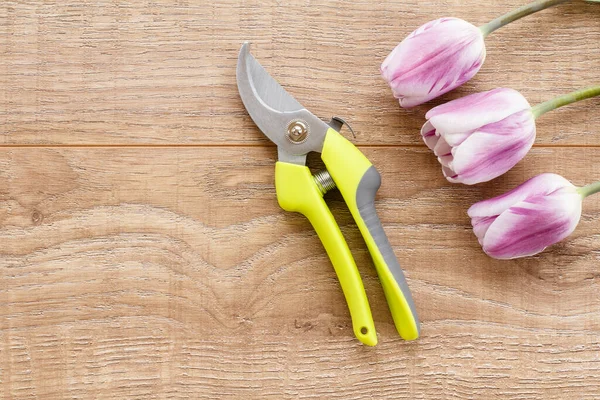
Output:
top-left (578, 181), bottom-right (600, 199)
top-left (480, 0), bottom-right (571, 37)
top-left (531, 86), bottom-right (600, 118)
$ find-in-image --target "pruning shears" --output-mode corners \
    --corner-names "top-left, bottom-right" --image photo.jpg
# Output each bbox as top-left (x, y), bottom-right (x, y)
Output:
top-left (236, 42), bottom-right (420, 346)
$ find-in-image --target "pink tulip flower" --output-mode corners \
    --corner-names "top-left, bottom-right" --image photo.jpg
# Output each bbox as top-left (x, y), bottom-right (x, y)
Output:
top-left (468, 173), bottom-right (590, 260)
top-left (381, 17), bottom-right (485, 108)
top-left (381, 0), bottom-right (574, 107)
top-left (421, 85), bottom-right (600, 185)
top-left (421, 88), bottom-right (535, 185)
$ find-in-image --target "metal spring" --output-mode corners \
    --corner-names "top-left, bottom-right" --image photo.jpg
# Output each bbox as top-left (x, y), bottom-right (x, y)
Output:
top-left (313, 169), bottom-right (336, 195)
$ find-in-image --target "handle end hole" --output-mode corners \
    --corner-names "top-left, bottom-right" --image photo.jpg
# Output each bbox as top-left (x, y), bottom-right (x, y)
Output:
top-left (360, 327), bottom-right (368, 335)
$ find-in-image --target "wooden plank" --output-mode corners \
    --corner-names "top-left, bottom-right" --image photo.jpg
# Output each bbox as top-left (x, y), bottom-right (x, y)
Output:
top-left (1, 146), bottom-right (600, 398)
top-left (1, 325), bottom-right (599, 399)
top-left (0, 0), bottom-right (597, 145)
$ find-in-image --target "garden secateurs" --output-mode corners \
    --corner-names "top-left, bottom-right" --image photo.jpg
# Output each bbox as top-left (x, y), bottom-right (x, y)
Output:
top-left (236, 42), bottom-right (420, 346)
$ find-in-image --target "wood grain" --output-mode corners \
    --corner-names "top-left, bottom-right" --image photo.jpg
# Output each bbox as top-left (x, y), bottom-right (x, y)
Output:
top-left (0, 0), bottom-right (598, 145)
top-left (2, 0), bottom-right (600, 399)
top-left (2, 147), bottom-right (600, 398)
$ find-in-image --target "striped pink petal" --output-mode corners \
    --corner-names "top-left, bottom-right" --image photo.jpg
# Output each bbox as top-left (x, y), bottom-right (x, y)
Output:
top-left (426, 88), bottom-right (531, 146)
top-left (448, 109), bottom-right (536, 185)
top-left (482, 192), bottom-right (582, 259)
top-left (468, 173), bottom-right (574, 218)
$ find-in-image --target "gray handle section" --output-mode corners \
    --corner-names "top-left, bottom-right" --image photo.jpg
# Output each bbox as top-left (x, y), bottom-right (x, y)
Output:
top-left (356, 166), bottom-right (420, 335)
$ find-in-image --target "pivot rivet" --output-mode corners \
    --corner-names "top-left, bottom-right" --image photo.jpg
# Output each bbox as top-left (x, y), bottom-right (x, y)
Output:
top-left (286, 120), bottom-right (309, 144)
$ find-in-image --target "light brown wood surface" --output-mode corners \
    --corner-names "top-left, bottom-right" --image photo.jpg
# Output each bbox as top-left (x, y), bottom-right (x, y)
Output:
top-left (1, 0), bottom-right (600, 399)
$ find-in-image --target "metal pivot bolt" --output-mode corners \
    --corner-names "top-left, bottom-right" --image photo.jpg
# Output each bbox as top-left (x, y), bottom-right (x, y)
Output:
top-left (286, 119), bottom-right (309, 144)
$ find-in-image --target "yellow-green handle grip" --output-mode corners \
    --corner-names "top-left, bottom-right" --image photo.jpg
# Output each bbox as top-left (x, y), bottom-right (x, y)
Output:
top-left (275, 161), bottom-right (378, 346)
top-left (321, 128), bottom-right (420, 341)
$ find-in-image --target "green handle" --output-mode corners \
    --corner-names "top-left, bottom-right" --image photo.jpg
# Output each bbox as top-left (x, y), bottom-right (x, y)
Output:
top-left (275, 161), bottom-right (377, 346)
top-left (321, 128), bottom-right (420, 341)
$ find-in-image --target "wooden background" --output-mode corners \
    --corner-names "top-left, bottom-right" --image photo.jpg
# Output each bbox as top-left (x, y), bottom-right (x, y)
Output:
top-left (1, 0), bottom-right (599, 398)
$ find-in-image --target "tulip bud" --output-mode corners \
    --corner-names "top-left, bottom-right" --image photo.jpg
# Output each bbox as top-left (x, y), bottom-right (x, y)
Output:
top-left (468, 173), bottom-right (583, 259)
top-left (381, 0), bottom-right (580, 107)
top-left (381, 18), bottom-right (486, 108)
top-left (421, 88), bottom-right (535, 185)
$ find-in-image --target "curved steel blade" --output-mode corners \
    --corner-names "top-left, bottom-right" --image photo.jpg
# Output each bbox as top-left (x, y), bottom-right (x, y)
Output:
top-left (242, 46), bottom-right (303, 113)
top-left (236, 42), bottom-right (329, 160)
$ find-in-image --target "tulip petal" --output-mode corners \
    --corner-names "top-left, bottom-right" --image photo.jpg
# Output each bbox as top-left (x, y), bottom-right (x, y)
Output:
top-left (383, 18), bottom-right (476, 82)
top-left (427, 88), bottom-right (531, 146)
top-left (471, 216), bottom-right (497, 244)
top-left (438, 154), bottom-right (453, 168)
top-left (433, 136), bottom-right (452, 157)
top-left (394, 42), bottom-right (485, 108)
top-left (447, 110), bottom-right (536, 185)
top-left (421, 121), bottom-right (439, 149)
top-left (482, 193), bottom-right (582, 259)
top-left (442, 165), bottom-right (458, 181)
top-left (468, 173), bottom-right (574, 218)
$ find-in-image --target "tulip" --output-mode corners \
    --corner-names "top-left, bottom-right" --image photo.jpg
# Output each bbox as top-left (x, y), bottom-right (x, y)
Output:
top-left (381, 0), bottom-right (571, 107)
top-left (468, 173), bottom-right (600, 259)
top-left (381, 17), bottom-right (485, 108)
top-left (422, 86), bottom-right (600, 185)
